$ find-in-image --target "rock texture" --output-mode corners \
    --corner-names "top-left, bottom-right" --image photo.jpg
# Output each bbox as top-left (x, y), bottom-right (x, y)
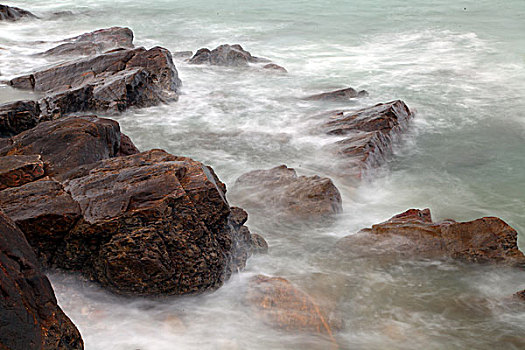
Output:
top-left (245, 275), bottom-right (337, 344)
top-left (0, 116), bottom-right (260, 296)
top-left (8, 46), bottom-right (181, 118)
top-left (0, 211), bottom-right (83, 349)
top-left (42, 27), bottom-right (134, 56)
top-left (322, 100), bottom-right (413, 176)
top-left (262, 63), bottom-right (287, 73)
top-left (232, 165), bottom-right (342, 219)
top-left (0, 154), bottom-right (44, 190)
top-left (0, 4), bottom-right (37, 21)
top-left (338, 208), bottom-right (525, 265)
top-left (305, 87), bottom-right (368, 101)
top-left (0, 100), bottom-right (41, 137)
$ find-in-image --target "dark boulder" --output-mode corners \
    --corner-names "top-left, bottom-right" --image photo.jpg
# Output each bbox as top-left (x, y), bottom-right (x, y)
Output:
top-left (189, 44), bottom-right (272, 67)
top-left (231, 165), bottom-right (342, 219)
top-left (0, 116), bottom-right (121, 177)
top-left (0, 154), bottom-right (44, 190)
top-left (337, 208), bottom-right (525, 265)
top-left (0, 4), bottom-right (37, 21)
top-left (9, 46), bottom-right (181, 116)
top-left (42, 27), bottom-right (134, 57)
top-left (515, 290), bottom-right (525, 301)
top-left (0, 211), bottom-right (83, 349)
top-left (0, 100), bottom-right (41, 137)
top-left (0, 179), bottom-right (82, 265)
top-left (322, 100), bottom-right (413, 176)
top-left (305, 87), bottom-right (368, 101)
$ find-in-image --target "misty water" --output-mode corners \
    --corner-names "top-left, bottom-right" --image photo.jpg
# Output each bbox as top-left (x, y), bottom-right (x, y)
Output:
top-left (1, 0), bottom-right (525, 349)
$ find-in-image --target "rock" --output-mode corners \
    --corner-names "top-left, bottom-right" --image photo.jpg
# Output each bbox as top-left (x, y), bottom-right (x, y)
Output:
top-left (323, 100), bottom-right (413, 176)
top-left (42, 27), bottom-right (134, 57)
top-left (263, 63), bottom-right (287, 73)
top-left (0, 154), bottom-right (44, 190)
top-left (337, 208), bottom-right (525, 265)
top-left (245, 275), bottom-right (337, 344)
top-left (0, 100), bottom-right (41, 137)
top-left (232, 165), bottom-right (342, 219)
top-left (305, 87), bottom-right (368, 101)
top-left (515, 289), bottom-right (525, 301)
top-left (0, 116), bottom-right (121, 178)
top-left (118, 133), bottom-right (140, 156)
top-left (250, 233), bottom-right (269, 254)
top-left (0, 179), bottom-right (82, 265)
top-left (172, 50), bottom-right (193, 59)
top-left (9, 46), bottom-right (181, 116)
top-left (0, 211), bottom-right (83, 349)
top-left (58, 149), bottom-right (253, 295)
top-left (189, 44), bottom-right (269, 67)
top-left (0, 4), bottom-right (37, 21)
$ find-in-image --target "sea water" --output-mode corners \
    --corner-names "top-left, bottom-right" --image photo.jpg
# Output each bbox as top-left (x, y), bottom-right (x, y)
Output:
top-left (1, 1), bottom-right (524, 349)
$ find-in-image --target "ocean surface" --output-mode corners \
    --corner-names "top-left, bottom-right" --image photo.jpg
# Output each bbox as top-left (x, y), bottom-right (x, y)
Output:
top-left (1, 1), bottom-right (525, 349)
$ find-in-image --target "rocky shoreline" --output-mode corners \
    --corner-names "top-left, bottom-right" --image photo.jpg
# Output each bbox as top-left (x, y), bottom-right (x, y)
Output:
top-left (1, 4), bottom-right (524, 349)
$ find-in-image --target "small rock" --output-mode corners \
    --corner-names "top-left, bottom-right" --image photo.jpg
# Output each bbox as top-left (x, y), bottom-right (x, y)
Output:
top-left (305, 87), bottom-right (367, 101)
top-left (250, 233), bottom-right (269, 254)
top-left (232, 165), bottom-right (342, 219)
top-left (189, 44), bottom-right (269, 67)
top-left (263, 63), bottom-right (287, 73)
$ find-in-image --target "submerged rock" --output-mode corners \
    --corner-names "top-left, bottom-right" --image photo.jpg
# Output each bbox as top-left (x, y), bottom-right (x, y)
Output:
top-left (232, 165), bottom-right (342, 219)
top-left (0, 4), bottom-right (37, 21)
top-left (515, 289), bottom-right (525, 301)
top-left (263, 63), bottom-right (287, 73)
top-left (0, 116), bottom-right (260, 296)
top-left (305, 87), bottom-right (368, 101)
top-left (322, 100), bottom-right (413, 176)
top-left (0, 211), bottom-right (83, 349)
top-left (42, 27), bottom-right (134, 56)
top-left (9, 46), bottom-right (181, 117)
top-left (337, 208), bottom-right (525, 265)
top-left (245, 275), bottom-right (337, 343)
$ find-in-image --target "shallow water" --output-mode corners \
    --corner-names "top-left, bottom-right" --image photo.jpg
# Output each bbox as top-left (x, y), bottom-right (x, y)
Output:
top-left (2, 0), bottom-right (525, 349)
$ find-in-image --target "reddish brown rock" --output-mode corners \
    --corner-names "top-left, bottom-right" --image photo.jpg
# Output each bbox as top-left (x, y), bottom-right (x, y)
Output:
top-left (0, 154), bottom-right (44, 190)
top-left (245, 275), bottom-right (337, 345)
top-left (338, 208), bottom-right (525, 265)
top-left (9, 46), bottom-right (181, 116)
top-left (0, 4), bottom-right (37, 21)
top-left (0, 179), bottom-right (82, 265)
top-left (0, 116), bottom-right (121, 177)
top-left (323, 100), bottom-right (413, 176)
top-left (0, 100), bottom-right (41, 137)
top-left (118, 133), bottom-right (140, 156)
top-left (43, 27), bottom-right (134, 57)
top-left (305, 87), bottom-right (368, 101)
top-left (0, 211), bottom-right (83, 349)
top-left (232, 165), bottom-right (342, 219)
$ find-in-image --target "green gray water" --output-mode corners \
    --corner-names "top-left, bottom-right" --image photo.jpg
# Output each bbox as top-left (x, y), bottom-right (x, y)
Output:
top-left (1, 0), bottom-right (525, 349)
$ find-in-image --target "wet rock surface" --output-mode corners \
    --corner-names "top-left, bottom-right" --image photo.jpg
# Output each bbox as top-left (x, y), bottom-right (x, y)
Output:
top-left (322, 100), bottom-right (413, 176)
top-left (338, 208), bottom-right (525, 265)
top-left (42, 27), bottom-right (134, 56)
top-left (0, 154), bottom-right (44, 190)
top-left (188, 44), bottom-right (287, 71)
top-left (0, 211), bottom-right (83, 349)
top-left (0, 116), bottom-right (260, 296)
top-left (232, 165), bottom-right (342, 219)
top-left (0, 100), bottom-right (41, 137)
top-left (244, 275), bottom-right (337, 343)
top-left (8, 46), bottom-right (181, 117)
top-left (0, 4), bottom-right (37, 21)
top-left (305, 87), bottom-right (368, 101)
